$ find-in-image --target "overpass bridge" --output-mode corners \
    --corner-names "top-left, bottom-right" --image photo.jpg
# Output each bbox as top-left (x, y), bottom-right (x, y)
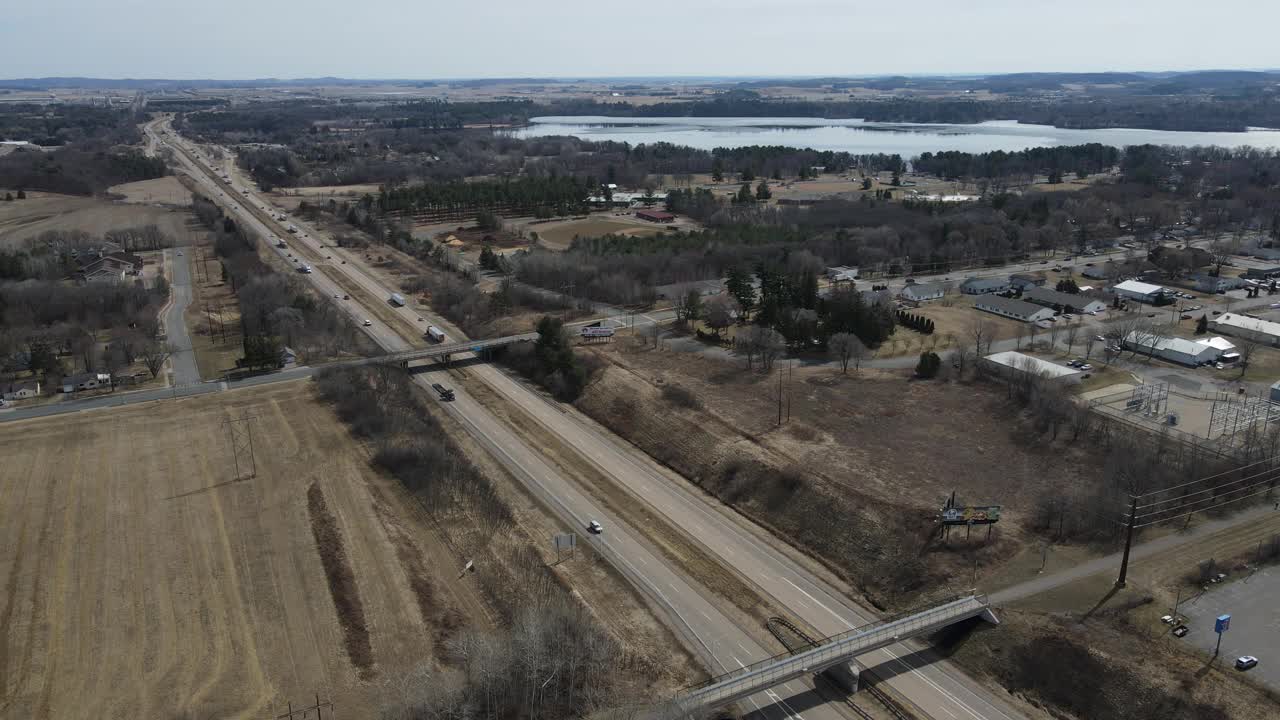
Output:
top-left (371, 332), bottom-right (539, 366)
top-left (676, 594), bottom-right (998, 714)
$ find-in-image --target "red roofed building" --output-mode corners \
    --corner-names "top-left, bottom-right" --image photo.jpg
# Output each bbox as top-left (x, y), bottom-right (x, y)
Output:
top-left (635, 209), bottom-right (675, 223)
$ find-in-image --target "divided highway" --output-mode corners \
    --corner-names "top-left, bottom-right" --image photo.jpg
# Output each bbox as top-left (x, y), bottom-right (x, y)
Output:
top-left (152, 118), bottom-right (1027, 720)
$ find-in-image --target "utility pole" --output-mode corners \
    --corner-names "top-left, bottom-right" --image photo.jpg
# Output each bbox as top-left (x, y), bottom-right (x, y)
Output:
top-left (276, 694), bottom-right (333, 720)
top-left (223, 414), bottom-right (258, 481)
top-left (1116, 496), bottom-right (1138, 588)
top-left (776, 368), bottom-right (783, 426)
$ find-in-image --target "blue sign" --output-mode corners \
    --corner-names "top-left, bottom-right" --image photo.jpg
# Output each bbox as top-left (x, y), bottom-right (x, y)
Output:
top-left (1216, 614), bottom-right (1231, 633)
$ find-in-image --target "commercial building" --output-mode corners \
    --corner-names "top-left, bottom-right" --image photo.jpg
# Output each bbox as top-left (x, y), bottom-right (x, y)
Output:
top-left (974, 295), bottom-right (1056, 323)
top-left (1021, 287), bottom-right (1107, 314)
top-left (1195, 336), bottom-right (1240, 363)
top-left (635, 209), bottom-right (675, 223)
top-left (900, 282), bottom-right (946, 304)
top-left (1208, 313), bottom-right (1280, 346)
top-left (1113, 279), bottom-right (1168, 304)
top-left (1243, 266), bottom-right (1280, 280)
top-left (1122, 332), bottom-right (1219, 366)
top-left (982, 351), bottom-right (1083, 385)
top-left (960, 277), bottom-right (1011, 295)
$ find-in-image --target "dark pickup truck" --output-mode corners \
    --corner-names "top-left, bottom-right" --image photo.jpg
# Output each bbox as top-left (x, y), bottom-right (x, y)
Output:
top-left (431, 383), bottom-right (455, 401)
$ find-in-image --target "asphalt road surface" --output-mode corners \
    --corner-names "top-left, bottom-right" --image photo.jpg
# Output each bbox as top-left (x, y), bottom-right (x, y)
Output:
top-left (163, 248), bottom-right (201, 386)
top-left (151, 117), bottom-right (1027, 720)
top-left (1181, 564), bottom-right (1280, 691)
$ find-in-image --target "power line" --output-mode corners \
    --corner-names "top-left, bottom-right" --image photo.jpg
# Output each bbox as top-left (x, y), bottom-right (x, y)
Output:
top-left (1134, 465), bottom-right (1280, 511)
top-left (1133, 453), bottom-right (1280, 499)
top-left (1134, 485), bottom-right (1280, 529)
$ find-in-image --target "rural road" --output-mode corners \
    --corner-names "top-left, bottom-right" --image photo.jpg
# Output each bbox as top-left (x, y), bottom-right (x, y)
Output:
top-left (0, 367), bottom-right (319, 424)
top-left (163, 247), bottom-right (201, 386)
top-left (991, 503), bottom-right (1280, 606)
top-left (152, 117), bottom-right (1028, 720)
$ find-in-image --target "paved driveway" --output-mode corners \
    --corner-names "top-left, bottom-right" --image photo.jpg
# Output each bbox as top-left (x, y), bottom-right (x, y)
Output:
top-left (1181, 564), bottom-right (1280, 691)
top-left (164, 248), bottom-right (201, 386)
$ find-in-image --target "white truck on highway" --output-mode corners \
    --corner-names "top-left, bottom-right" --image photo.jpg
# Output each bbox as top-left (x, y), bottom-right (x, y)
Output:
top-left (425, 326), bottom-right (446, 343)
top-left (298, 263), bottom-right (312, 274)
top-left (389, 293), bottom-right (406, 307)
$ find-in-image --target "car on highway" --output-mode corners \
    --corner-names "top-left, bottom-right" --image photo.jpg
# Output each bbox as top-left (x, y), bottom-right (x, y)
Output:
top-left (343, 294), bottom-right (349, 299)
top-left (176, 250), bottom-right (183, 256)
top-left (1235, 656), bottom-right (1259, 671)
top-left (588, 520), bottom-right (603, 534)
top-left (361, 319), bottom-right (372, 326)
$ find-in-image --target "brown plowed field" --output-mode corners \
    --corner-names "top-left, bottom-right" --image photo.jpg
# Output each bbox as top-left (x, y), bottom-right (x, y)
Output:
top-left (0, 380), bottom-right (484, 720)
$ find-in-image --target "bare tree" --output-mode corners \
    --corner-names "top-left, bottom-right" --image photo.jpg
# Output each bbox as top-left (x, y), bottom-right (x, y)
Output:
top-left (703, 295), bottom-right (738, 339)
top-left (968, 318), bottom-right (993, 358)
top-left (735, 325), bottom-right (785, 372)
top-left (1238, 336), bottom-right (1260, 378)
top-left (1064, 320), bottom-right (1081, 355)
top-left (828, 332), bottom-right (866, 374)
top-left (139, 340), bottom-right (175, 379)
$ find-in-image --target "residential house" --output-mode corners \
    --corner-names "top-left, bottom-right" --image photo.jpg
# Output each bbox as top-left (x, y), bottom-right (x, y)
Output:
top-left (60, 372), bottom-right (111, 393)
top-left (899, 282), bottom-right (945, 304)
top-left (2, 381), bottom-right (40, 401)
top-left (1188, 273), bottom-right (1247, 293)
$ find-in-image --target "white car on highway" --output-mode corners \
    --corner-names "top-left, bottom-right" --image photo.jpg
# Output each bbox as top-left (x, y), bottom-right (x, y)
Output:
top-left (588, 520), bottom-right (603, 534)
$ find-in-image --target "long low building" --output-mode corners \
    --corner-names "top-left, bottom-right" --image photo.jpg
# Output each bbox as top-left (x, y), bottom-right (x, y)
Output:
top-left (1123, 331), bottom-right (1218, 366)
top-left (1113, 279), bottom-right (1168, 304)
top-left (1021, 286), bottom-right (1108, 314)
top-left (974, 295), bottom-right (1055, 323)
top-left (982, 351), bottom-right (1083, 384)
top-left (1209, 312), bottom-right (1280, 346)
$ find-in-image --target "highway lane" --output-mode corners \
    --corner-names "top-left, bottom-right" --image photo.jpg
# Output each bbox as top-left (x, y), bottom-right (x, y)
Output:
top-left (149, 118), bottom-right (842, 720)
top-left (160, 117), bottom-right (1029, 719)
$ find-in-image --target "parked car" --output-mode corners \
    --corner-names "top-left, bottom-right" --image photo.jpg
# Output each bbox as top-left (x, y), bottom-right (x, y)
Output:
top-left (1172, 625), bottom-right (1190, 638)
top-left (1080, 364), bottom-right (1093, 371)
top-left (1095, 335), bottom-right (1107, 342)
top-left (1236, 656), bottom-right (1259, 671)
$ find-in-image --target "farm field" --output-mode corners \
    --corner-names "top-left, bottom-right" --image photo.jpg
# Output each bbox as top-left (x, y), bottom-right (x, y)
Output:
top-left (0, 380), bottom-right (485, 720)
top-left (529, 214), bottom-right (676, 250)
top-left (0, 191), bottom-right (202, 249)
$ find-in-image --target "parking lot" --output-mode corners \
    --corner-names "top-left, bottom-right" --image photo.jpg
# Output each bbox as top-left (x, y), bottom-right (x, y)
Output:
top-left (1180, 564), bottom-right (1280, 691)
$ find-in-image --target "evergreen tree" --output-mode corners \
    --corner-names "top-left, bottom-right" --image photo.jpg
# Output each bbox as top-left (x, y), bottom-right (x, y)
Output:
top-left (755, 180), bottom-right (772, 200)
top-left (915, 352), bottom-right (942, 378)
top-left (15, 189), bottom-right (25, 199)
top-left (1196, 314), bottom-right (1209, 334)
top-left (725, 266), bottom-right (756, 316)
top-left (736, 183), bottom-right (754, 204)
top-left (711, 158), bottom-right (725, 182)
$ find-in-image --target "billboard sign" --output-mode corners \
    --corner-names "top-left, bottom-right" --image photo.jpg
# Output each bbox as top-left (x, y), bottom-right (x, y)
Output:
top-left (1216, 614), bottom-right (1231, 634)
top-left (581, 326), bottom-right (616, 338)
top-left (941, 506), bottom-right (1002, 526)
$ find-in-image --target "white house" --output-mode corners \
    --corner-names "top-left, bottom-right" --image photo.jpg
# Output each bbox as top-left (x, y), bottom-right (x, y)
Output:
top-left (1123, 332), bottom-right (1218, 366)
top-left (974, 295), bottom-right (1056, 323)
top-left (2, 381), bottom-right (40, 401)
top-left (900, 282), bottom-right (946, 304)
top-left (1113, 279), bottom-right (1167, 304)
top-left (1021, 287), bottom-right (1107, 314)
top-left (982, 351), bottom-right (1083, 385)
top-left (1209, 313), bottom-right (1280, 346)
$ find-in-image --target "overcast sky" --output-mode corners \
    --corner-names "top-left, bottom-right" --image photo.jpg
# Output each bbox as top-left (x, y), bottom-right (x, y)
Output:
top-left (3, 0), bottom-right (1278, 79)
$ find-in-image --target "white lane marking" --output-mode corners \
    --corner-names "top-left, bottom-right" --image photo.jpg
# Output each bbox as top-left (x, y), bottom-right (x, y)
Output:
top-left (782, 577), bottom-right (855, 630)
top-left (764, 689), bottom-right (805, 720)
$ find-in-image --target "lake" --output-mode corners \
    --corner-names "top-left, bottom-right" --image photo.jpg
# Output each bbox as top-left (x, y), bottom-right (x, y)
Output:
top-left (508, 116), bottom-right (1280, 156)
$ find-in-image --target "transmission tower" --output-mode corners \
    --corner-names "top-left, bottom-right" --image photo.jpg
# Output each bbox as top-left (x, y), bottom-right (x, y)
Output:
top-left (223, 413), bottom-right (258, 480)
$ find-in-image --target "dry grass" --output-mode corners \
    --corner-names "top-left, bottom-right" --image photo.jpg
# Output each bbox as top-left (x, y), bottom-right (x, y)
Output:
top-left (108, 177), bottom-right (192, 206)
top-left (307, 482), bottom-right (374, 679)
top-left (0, 381), bottom-right (485, 719)
top-left (0, 192), bottom-right (204, 249)
top-left (530, 216), bottom-right (665, 250)
top-left (185, 241), bottom-right (245, 379)
top-left (575, 340), bottom-right (1106, 607)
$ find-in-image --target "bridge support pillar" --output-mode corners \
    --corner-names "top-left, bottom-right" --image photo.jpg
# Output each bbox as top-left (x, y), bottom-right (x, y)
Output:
top-left (821, 661), bottom-right (861, 694)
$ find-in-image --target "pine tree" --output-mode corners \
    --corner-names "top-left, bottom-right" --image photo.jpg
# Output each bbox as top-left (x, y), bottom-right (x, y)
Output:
top-left (1196, 314), bottom-right (1208, 335)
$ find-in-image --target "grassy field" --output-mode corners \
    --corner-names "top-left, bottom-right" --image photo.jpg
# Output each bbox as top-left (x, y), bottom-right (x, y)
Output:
top-left (876, 295), bottom-right (1025, 357)
top-left (108, 177), bottom-right (192, 206)
top-left (0, 381), bottom-right (489, 720)
top-left (532, 216), bottom-right (666, 250)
